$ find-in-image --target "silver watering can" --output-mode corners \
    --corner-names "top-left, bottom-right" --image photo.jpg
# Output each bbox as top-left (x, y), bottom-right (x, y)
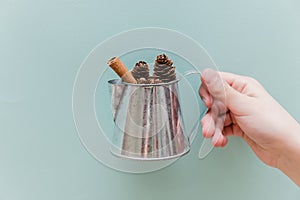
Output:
top-left (108, 72), bottom-right (203, 160)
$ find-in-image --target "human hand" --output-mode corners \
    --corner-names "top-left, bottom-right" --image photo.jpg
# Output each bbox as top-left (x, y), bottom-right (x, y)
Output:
top-left (199, 69), bottom-right (300, 173)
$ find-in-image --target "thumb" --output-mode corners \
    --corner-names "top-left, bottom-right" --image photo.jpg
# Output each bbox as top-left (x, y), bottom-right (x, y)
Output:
top-left (202, 69), bottom-right (251, 114)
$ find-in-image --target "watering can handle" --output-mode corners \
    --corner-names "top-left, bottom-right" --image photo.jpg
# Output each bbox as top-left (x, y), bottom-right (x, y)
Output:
top-left (182, 70), bottom-right (215, 159)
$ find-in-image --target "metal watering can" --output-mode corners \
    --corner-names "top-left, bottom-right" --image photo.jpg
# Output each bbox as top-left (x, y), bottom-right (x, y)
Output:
top-left (108, 72), bottom-right (203, 160)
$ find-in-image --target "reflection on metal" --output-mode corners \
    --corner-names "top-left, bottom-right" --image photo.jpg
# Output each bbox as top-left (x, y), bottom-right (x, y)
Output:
top-left (108, 79), bottom-right (190, 160)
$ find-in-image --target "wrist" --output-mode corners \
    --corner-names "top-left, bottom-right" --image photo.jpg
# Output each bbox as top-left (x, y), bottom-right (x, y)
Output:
top-left (277, 122), bottom-right (300, 187)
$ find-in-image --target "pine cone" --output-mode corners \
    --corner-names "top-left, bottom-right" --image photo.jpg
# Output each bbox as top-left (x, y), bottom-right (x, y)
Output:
top-left (153, 54), bottom-right (176, 83)
top-left (156, 54), bottom-right (173, 66)
top-left (148, 76), bottom-right (162, 84)
top-left (131, 61), bottom-right (150, 80)
top-left (137, 78), bottom-right (150, 84)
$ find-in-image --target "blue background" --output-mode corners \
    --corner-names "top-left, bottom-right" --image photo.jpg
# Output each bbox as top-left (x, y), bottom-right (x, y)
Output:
top-left (1, 0), bottom-right (299, 199)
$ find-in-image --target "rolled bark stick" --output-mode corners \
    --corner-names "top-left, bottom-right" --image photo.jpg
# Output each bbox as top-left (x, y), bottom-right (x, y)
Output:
top-left (107, 57), bottom-right (137, 84)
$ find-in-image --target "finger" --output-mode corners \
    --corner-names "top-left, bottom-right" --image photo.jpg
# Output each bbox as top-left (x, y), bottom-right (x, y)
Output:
top-left (220, 72), bottom-right (260, 94)
top-left (219, 72), bottom-right (245, 86)
top-left (224, 112), bottom-right (232, 126)
top-left (215, 111), bottom-right (226, 130)
top-left (214, 99), bottom-right (227, 116)
top-left (202, 69), bottom-right (253, 115)
top-left (212, 117), bottom-right (227, 147)
top-left (201, 111), bottom-right (215, 138)
top-left (210, 103), bottom-right (219, 123)
top-left (199, 81), bottom-right (212, 108)
top-left (201, 68), bottom-right (226, 102)
top-left (221, 136), bottom-right (228, 147)
top-left (212, 128), bottom-right (227, 147)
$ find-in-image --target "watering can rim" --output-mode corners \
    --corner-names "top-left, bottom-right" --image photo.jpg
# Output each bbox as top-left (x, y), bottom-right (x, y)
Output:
top-left (108, 79), bottom-right (180, 87)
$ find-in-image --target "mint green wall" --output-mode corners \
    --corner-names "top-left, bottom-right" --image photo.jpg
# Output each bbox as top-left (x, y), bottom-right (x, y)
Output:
top-left (0, 0), bottom-right (299, 199)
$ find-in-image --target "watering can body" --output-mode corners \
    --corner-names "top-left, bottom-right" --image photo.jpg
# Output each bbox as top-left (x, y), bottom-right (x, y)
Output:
top-left (108, 79), bottom-right (190, 160)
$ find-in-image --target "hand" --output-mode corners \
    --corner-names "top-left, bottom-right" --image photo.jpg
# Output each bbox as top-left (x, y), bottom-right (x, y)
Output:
top-left (199, 69), bottom-right (300, 186)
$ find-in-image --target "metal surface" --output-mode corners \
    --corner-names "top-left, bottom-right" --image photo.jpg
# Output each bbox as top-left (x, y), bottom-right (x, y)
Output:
top-left (108, 79), bottom-right (190, 160)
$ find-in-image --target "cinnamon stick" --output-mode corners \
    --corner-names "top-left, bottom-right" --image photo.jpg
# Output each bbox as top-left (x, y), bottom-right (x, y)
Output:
top-left (107, 57), bottom-right (137, 84)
